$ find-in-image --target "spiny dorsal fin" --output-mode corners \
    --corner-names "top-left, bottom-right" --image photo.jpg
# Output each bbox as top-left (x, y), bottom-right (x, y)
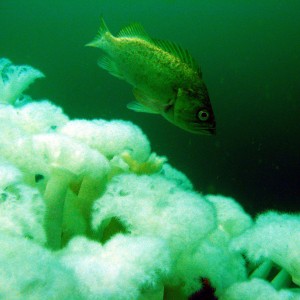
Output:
top-left (153, 39), bottom-right (198, 71)
top-left (117, 23), bottom-right (152, 42)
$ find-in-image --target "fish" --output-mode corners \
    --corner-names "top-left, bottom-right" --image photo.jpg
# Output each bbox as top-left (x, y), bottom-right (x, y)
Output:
top-left (86, 18), bottom-right (216, 135)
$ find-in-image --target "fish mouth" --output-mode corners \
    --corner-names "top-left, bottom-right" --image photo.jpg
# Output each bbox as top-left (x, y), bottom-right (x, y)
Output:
top-left (184, 126), bottom-right (216, 135)
top-left (204, 127), bottom-right (216, 135)
top-left (198, 127), bottom-right (216, 135)
top-left (188, 122), bottom-right (216, 135)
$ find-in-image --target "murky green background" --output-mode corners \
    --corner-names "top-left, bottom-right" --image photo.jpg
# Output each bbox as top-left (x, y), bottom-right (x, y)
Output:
top-left (1, 0), bottom-right (299, 214)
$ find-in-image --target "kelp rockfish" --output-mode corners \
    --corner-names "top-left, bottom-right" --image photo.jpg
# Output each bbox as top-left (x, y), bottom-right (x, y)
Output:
top-left (87, 18), bottom-right (216, 135)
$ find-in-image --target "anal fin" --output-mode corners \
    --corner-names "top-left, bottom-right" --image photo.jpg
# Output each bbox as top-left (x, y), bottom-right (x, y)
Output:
top-left (98, 56), bottom-right (124, 79)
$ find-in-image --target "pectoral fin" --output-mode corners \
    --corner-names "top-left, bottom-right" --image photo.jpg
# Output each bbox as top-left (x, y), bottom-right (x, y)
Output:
top-left (129, 88), bottom-right (160, 114)
top-left (127, 101), bottom-right (158, 114)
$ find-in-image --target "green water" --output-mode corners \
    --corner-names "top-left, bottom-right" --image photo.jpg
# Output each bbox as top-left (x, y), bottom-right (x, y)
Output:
top-left (1, 0), bottom-right (299, 214)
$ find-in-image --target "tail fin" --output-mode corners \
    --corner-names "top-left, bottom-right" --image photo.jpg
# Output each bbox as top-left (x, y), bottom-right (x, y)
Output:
top-left (85, 17), bottom-right (110, 48)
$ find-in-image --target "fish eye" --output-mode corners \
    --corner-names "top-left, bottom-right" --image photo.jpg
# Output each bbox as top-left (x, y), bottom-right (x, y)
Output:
top-left (197, 109), bottom-right (210, 121)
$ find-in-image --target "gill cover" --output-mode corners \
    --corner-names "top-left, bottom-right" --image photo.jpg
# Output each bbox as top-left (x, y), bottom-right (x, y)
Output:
top-left (173, 88), bottom-right (216, 134)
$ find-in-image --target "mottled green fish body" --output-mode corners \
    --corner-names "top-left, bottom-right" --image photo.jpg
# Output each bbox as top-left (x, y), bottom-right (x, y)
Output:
top-left (87, 18), bottom-right (216, 135)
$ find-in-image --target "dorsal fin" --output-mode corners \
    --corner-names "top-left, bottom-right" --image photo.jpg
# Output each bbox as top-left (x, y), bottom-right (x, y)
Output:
top-left (153, 39), bottom-right (198, 71)
top-left (117, 22), bottom-right (199, 71)
top-left (117, 23), bottom-right (152, 43)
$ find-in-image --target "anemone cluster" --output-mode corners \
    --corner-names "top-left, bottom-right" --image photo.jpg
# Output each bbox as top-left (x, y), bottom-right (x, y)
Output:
top-left (0, 58), bottom-right (299, 299)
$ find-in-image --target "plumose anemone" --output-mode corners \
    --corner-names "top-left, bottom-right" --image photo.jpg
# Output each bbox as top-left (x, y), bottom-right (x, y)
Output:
top-left (0, 58), bottom-right (299, 299)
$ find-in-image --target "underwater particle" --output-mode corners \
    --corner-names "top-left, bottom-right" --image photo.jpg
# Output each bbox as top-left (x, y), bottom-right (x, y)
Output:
top-left (87, 18), bottom-right (216, 135)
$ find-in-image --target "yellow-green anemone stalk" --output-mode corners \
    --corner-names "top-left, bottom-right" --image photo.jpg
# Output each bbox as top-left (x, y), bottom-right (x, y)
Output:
top-left (33, 133), bottom-right (109, 250)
